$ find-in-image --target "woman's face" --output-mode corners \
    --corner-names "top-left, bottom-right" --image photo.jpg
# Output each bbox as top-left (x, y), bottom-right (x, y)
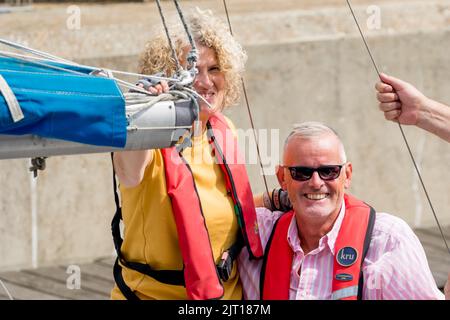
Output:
top-left (191, 45), bottom-right (226, 122)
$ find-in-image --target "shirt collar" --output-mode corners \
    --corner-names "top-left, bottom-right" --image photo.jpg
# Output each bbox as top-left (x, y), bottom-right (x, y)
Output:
top-left (286, 200), bottom-right (346, 254)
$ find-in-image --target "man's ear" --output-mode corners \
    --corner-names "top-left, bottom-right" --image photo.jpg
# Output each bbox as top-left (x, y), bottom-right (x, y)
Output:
top-left (344, 162), bottom-right (353, 189)
top-left (276, 165), bottom-right (287, 190)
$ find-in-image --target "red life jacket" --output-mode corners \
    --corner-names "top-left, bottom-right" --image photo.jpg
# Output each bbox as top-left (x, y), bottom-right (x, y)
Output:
top-left (260, 193), bottom-right (375, 300)
top-left (160, 113), bottom-right (263, 300)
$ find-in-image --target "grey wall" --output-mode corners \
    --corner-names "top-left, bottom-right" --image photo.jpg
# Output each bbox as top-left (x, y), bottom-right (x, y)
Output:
top-left (228, 31), bottom-right (450, 229)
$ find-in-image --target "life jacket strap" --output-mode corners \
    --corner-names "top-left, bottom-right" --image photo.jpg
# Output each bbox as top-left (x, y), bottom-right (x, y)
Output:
top-left (113, 257), bottom-right (140, 300)
top-left (216, 236), bottom-right (243, 282)
top-left (356, 205), bottom-right (376, 300)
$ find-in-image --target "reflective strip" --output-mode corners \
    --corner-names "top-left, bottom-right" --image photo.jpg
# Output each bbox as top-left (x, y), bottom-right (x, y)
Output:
top-left (0, 74), bottom-right (24, 123)
top-left (331, 285), bottom-right (359, 300)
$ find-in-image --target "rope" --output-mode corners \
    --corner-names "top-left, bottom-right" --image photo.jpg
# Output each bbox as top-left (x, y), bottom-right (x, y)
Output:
top-left (0, 50), bottom-right (180, 96)
top-left (0, 49), bottom-right (180, 83)
top-left (182, 87), bottom-right (214, 110)
top-left (173, 0), bottom-right (198, 69)
top-left (125, 93), bottom-right (174, 115)
top-left (0, 279), bottom-right (13, 300)
top-left (155, 0), bottom-right (182, 73)
top-left (0, 38), bottom-right (74, 64)
top-left (221, 0), bottom-right (270, 197)
top-left (346, 0), bottom-right (449, 255)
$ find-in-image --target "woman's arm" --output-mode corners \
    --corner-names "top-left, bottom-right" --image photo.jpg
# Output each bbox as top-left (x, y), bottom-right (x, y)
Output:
top-left (113, 150), bottom-right (153, 188)
top-left (113, 80), bottom-right (170, 188)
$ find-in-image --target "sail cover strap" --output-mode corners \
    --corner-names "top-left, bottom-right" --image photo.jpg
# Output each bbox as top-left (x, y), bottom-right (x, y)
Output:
top-left (0, 74), bottom-right (24, 123)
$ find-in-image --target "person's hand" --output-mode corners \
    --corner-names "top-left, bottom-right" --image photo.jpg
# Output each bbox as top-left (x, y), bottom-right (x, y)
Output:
top-left (137, 79), bottom-right (169, 95)
top-left (375, 73), bottom-right (429, 125)
top-left (445, 272), bottom-right (450, 300)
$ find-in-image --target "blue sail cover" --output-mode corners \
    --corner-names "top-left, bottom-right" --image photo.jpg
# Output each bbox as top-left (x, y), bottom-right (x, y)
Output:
top-left (0, 57), bottom-right (127, 147)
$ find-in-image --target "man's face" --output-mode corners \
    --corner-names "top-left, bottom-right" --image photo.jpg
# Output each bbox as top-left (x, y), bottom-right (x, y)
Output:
top-left (277, 134), bottom-right (352, 220)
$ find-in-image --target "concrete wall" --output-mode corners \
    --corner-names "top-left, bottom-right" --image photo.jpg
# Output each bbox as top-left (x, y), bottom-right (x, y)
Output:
top-left (229, 30), bottom-right (450, 228)
top-left (0, 0), bottom-right (449, 270)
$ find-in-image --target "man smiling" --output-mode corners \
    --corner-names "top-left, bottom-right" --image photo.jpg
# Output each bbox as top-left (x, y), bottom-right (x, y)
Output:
top-left (238, 122), bottom-right (444, 300)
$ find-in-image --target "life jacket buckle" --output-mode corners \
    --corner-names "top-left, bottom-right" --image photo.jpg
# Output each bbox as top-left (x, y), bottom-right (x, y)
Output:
top-left (217, 251), bottom-right (232, 282)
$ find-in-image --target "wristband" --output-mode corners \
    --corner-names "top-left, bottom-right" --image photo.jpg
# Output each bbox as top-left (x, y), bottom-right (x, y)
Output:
top-left (279, 189), bottom-right (292, 212)
top-left (262, 191), bottom-right (273, 210)
top-left (272, 187), bottom-right (281, 211)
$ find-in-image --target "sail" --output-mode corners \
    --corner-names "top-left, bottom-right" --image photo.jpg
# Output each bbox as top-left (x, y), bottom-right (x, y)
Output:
top-left (0, 56), bottom-right (127, 148)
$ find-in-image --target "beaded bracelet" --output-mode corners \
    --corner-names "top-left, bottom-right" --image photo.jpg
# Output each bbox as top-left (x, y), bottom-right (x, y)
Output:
top-left (279, 189), bottom-right (292, 211)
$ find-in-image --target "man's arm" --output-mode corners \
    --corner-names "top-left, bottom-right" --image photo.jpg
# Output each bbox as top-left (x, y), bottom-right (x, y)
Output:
top-left (375, 73), bottom-right (450, 142)
top-left (254, 188), bottom-right (292, 211)
top-left (416, 99), bottom-right (450, 143)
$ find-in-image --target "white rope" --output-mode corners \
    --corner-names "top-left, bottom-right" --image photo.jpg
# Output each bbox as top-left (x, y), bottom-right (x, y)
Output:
top-left (125, 90), bottom-right (193, 116)
top-left (182, 87), bottom-right (214, 110)
top-left (0, 74), bottom-right (24, 122)
top-left (126, 94), bottom-right (174, 115)
top-left (0, 51), bottom-right (87, 76)
top-left (0, 41), bottom-right (180, 83)
top-left (0, 38), bottom-right (75, 64)
top-left (0, 279), bottom-right (13, 300)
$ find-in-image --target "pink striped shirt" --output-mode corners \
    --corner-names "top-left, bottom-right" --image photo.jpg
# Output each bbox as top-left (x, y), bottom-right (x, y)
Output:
top-left (238, 202), bottom-right (444, 300)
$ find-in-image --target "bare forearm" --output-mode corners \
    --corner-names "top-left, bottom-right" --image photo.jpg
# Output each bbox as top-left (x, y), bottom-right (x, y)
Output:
top-left (113, 150), bottom-right (153, 188)
top-left (253, 193), bottom-right (264, 207)
top-left (417, 98), bottom-right (450, 143)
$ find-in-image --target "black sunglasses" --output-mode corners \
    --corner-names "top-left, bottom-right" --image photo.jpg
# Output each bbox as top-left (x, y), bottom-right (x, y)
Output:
top-left (283, 164), bottom-right (345, 181)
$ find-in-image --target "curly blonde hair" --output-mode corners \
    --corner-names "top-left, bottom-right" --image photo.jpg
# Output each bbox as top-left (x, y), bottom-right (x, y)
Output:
top-left (139, 8), bottom-right (247, 110)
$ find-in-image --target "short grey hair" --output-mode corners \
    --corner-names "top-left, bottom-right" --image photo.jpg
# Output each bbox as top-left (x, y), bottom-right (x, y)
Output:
top-left (284, 122), bottom-right (347, 163)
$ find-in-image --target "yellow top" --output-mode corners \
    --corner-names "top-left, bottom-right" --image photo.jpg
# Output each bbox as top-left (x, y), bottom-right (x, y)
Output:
top-left (111, 117), bottom-right (242, 300)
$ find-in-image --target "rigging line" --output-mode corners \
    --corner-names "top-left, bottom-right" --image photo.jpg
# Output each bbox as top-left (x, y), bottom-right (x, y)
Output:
top-left (173, 0), bottom-right (198, 65)
top-left (0, 279), bottom-right (13, 300)
top-left (0, 49), bottom-right (180, 83)
top-left (97, 69), bottom-right (179, 83)
top-left (0, 51), bottom-right (87, 76)
top-left (183, 87), bottom-right (214, 110)
top-left (0, 51), bottom-right (180, 93)
top-left (173, 0), bottom-right (196, 51)
top-left (155, 0), bottom-right (182, 73)
top-left (222, 0), bottom-right (270, 196)
top-left (346, 0), bottom-right (449, 255)
top-left (0, 38), bottom-right (74, 65)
